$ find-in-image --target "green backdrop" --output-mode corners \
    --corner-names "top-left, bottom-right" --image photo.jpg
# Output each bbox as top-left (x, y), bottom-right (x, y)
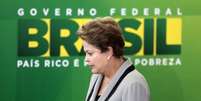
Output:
top-left (0, 0), bottom-right (201, 101)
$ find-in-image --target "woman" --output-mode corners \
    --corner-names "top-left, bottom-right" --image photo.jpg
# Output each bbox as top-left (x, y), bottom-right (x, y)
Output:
top-left (77, 17), bottom-right (150, 101)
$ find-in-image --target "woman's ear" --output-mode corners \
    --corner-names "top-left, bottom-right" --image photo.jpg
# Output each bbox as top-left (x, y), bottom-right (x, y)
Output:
top-left (107, 46), bottom-right (113, 60)
top-left (107, 56), bottom-right (111, 60)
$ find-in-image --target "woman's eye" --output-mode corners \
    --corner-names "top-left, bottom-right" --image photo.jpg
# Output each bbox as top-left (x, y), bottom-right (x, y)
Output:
top-left (88, 52), bottom-right (93, 56)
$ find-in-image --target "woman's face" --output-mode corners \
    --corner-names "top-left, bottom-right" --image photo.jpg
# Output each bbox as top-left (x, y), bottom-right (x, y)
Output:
top-left (83, 41), bottom-right (110, 74)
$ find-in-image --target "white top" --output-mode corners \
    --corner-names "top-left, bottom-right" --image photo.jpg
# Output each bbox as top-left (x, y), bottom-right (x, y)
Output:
top-left (85, 59), bottom-right (150, 101)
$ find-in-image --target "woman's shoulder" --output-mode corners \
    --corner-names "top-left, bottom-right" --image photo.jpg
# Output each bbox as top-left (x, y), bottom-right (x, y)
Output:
top-left (114, 69), bottom-right (150, 100)
top-left (122, 69), bottom-right (148, 86)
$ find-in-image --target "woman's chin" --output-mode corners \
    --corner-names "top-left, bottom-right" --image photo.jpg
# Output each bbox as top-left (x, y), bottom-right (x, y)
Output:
top-left (91, 69), bottom-right (99, 74)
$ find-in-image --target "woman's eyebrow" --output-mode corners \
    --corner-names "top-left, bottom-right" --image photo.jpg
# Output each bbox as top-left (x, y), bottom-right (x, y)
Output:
top-left (84, 50), bottom-right (92, 53)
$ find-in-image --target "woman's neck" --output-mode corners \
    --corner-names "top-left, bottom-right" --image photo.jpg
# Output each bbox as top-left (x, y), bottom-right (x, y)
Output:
top-left (103, 57), bottom-right (125, 80)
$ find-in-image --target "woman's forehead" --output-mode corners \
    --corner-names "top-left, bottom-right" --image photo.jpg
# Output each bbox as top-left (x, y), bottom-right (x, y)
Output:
top-left (83, 41), bottom-right (99, 52)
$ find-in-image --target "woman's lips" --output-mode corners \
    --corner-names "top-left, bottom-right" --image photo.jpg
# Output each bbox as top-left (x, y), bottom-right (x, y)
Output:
top-left (88, 65), bottom-right (94, 68)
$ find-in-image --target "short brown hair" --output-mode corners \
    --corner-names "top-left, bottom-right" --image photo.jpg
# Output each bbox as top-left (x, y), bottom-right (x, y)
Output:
top-left (77, 17), bottom-right (125, 58)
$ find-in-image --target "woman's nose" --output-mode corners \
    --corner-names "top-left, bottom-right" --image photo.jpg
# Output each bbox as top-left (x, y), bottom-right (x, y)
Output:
top-left (85, 56), bottom-right (90, 64)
